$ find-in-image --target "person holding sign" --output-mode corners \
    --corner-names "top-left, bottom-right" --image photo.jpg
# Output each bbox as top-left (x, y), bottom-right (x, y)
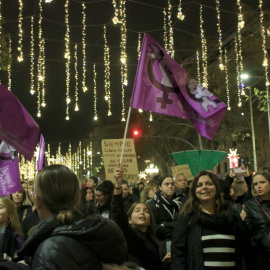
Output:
top-left (112, 165), bottom-right (166, 270)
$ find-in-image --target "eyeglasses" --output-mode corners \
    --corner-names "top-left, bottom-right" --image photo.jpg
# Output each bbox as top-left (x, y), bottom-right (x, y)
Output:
top-left (95, 194), bottom-right (104, 199)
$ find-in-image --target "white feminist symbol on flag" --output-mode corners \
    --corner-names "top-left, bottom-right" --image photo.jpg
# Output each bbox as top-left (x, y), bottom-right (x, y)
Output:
top-left (0, 165), bottom-right (11, 195)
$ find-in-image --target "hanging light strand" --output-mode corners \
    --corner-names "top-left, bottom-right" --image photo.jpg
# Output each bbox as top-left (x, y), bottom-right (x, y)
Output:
top-left (74, 43), bottom-right (79, 111)
top-left (177, 0), bottom-right (185, 20)
top-left (196, 51), bottom-right (201, 84)
top-left (224, 49), bottom-right (231, 110)
top-left (216, 0), bottom-right (224, 70)
top-left (65, 0), bottom-right (71, 120)
top-left (120, 0), bottom-right (127, 121)
top-left (237, 0), bottom-right (244, 96)
top-left (30, 16), bottom-right (35, 95)
top-left (200, 5), bottom-right (208, 88)
top-left (167, 0), bottom-right (174, 58)
top-left (7, 38), bottom-right (12, 91)
top-left (137, 32), bottom-right (141, 60)
top-left (93, 63), bottom-right (98, 121)
top-left (41, 38), bottom-right (46, 108)
top-left (103, 25), bottom-right (111, 116)
top-left (235, 38), bottom-right (242, 107)
top-left (259, 0), bottom-right (269, 88)
top-left (17, 0), bottom-right (23, 62)
top-left (112, 0), bottom-right (119, 24)
top-left (81, 2), bottom-right (87, 92)
top-left (163, 9), bottom-right (168, 50)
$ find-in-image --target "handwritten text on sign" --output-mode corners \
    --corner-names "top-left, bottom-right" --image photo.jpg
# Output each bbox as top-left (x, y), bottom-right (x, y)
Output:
top-left (102, 139), bottom-right (139, 182)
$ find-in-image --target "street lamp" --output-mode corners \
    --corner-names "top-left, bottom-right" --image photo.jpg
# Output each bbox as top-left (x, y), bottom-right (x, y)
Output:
top-left (240, 73), bottom-right (257, 171)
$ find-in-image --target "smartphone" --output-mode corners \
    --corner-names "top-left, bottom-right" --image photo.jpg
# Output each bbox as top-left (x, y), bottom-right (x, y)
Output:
top-left (233, 167), bottom-right (245, 174)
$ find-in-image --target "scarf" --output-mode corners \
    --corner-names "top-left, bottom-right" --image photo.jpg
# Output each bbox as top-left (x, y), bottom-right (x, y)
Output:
top-left (152, 191), bottom-right (182, 222)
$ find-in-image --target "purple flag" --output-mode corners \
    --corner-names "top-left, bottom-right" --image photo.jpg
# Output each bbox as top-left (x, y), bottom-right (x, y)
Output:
top-left (37, 134), bottom-right (47, 171)
top-left (0, 141), bottom-right (21, 196)
top-left (0, 84), bottom-right (40, 160)
top-left (130, 34), bottom-right (227, 140)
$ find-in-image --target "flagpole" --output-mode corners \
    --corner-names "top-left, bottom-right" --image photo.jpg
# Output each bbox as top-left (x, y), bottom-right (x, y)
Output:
top-left (197, 134), bottom-right (203, 150)
top-left (120, 107), bottom-right (132, 165)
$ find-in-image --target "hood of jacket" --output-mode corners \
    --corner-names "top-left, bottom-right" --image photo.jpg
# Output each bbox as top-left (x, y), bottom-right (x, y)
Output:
top-left (19, 214), bottom-right (127, 265)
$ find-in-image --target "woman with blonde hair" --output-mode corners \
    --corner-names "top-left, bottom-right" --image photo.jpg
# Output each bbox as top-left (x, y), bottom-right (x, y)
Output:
top-left (14, 164), bottom-right (127, 269)
top-left (140, 182), bottom-right (158, 203)
top-left (0, 197), bottom-right (24, 261)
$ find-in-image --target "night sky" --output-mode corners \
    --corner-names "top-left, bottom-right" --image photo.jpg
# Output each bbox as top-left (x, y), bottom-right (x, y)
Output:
top-left (1, 0), bottom-right (259, 151)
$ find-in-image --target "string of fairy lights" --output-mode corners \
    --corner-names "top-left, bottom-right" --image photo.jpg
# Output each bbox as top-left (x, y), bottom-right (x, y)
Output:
top-left (93, 63), bottom-right (98, 121)
top-left (74, 43), bottom-right (79, 111)
top-left (65, 0), bottom-right (71, 120)
top-left (120, 0), bottom-right (128, 122)
top-left (17, 0), bottom-right (23, 62)
top-left (81, 2), bottom-right (87, 93)
top-left (200, 5), bottom-right (208, 89)
top-left (259, 0), bottom-right (269, 90)
top-left (215, 0), bottom-right (224, 71)
top-left (103, 25), bottom-right (112, 116)
top-left (224, 49), bottom-right (231, 111)
top-left (0, 1), bottom-right (267, 136)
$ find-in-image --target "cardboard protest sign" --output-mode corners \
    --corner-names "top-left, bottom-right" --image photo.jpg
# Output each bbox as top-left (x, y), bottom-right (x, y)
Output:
top-left (171, 164), bottom-right (193, 180)
top-left (102, 139), bottom-right (139, 183)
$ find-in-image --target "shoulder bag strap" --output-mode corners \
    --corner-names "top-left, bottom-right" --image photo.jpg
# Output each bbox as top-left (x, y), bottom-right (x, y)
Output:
top-left (254, 198), bottom-right (270, 221)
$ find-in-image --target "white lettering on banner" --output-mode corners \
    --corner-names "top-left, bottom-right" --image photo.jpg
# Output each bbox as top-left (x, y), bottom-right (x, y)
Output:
top-left (0, 165), bottom-right (10, 195)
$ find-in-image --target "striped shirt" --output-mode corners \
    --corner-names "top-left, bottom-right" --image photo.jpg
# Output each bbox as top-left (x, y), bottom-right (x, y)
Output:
top-left (201, 224), bottom-right (237, 269)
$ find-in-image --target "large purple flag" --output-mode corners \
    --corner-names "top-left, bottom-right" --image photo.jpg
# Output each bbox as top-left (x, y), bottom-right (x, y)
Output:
top-left (0, 141), bottom-right (21, 196)
top-left (0, 85), bottom-right (40, 160)
top-left (37, 134), bottom-right (47, 171)
top-left (130, 34), bottom-right (227, 140)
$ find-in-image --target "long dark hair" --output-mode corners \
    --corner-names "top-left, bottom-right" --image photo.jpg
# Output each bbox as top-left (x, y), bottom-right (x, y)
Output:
top-left (127, 201), bottom-right (159, 246)
top-left (181, 170), bottom-right (227, 216)
top-left (80, 187), bottom-right (93, 204)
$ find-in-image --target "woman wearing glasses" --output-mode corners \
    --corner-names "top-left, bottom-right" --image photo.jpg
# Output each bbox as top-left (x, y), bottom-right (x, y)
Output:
top-left (170, 170), bottom-right (253, 270)
top-left (245, 169), bottom-right (270, 270)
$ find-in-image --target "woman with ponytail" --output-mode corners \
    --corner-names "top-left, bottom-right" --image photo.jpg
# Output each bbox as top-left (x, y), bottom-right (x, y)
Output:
top-left (15, 165), bottom-right (127, 270)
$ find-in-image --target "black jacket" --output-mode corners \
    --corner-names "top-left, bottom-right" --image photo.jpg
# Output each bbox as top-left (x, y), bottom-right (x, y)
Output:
top-left (17, 214), bottom-right (127, 270)
top-left (245, 197), bottom-right (270, 266)
top-left (111, 194), bottom-right (163, 270)
top-left (170, 210), bottom-right (254, 270)
top-left (147, 191), bottom-right (181, 241)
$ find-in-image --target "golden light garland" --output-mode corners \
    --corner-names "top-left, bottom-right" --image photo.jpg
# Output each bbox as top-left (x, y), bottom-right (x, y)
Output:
top-left (112, 0), bottom-right (119, 24)
top-left (236, 0), bottom-right (244, 96)
top-left (104, 25), bottom-right (112, 116)
top-left (149, 111), bottom-right (153, 122)
top-left (93, 63), bottom-right (98, 121)
top-left (177, 0), bottom-right (185, 20)
top-left (196, 51), bottom-right (201, 84)
top-left (65, 0), bottom-right (71, 120)
top-left (200, 5), bottom-right (208, 88)
top-left (120, 0), bottom-right (127, 121)
top-left (167, 0), bottom-right (174, 58)
top-left (163, 9), bottom-right (168, 50)
top-left (30, 16), bottom-right (35, 95)
top-left (137, 32), bottom-right (141, 60)
top-left (81, 2), bottom-right (87, 92)
top-left (216, 0), bottom-right (224, 70)
top-left (7, 38), bottom-right (11, 91)
top-left (83, 148), bottom-right (86, 170)
top-left (224, 49), bottom-right (231, 110)
top-left (235, 38), bottom-right (242, 107)
top-left (74, 43), bottom-right (79, 111)
top-left (259, 0), bottom-right (269, 85)
top-left (41, 38), bottom-right (46, 108)
top-left (89, 142), bottom-right (93, 169)
top-left (17, 0), bottom-right (23, 62)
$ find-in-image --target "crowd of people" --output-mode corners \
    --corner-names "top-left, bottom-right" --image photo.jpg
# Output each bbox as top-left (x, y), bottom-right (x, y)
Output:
top-left (0, 164), bottom-right (269, 270)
